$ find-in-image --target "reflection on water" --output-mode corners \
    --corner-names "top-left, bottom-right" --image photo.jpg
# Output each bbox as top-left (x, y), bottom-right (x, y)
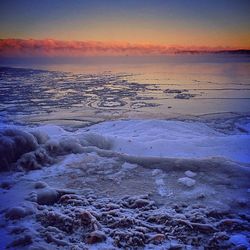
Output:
top-left (0, 56), bottom-right (250, 126)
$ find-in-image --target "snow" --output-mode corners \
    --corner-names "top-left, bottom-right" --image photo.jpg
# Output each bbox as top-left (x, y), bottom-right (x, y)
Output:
top-left (184, 170), bottom-right (197, 178)
top-left (151, 169), bottom-right (168, 197)
top-left (178, 177), bottom-right (196, 187)
top-left (31, 124), bottom-right (69, 138)
top-left (85, 120), bottom-right (250, 163)
top-left (1, 118), bottom-right (250, 249)
top-left (2, 119), bottom-right (249, 163)
top-left (121, 162), bottom-right (137, 170)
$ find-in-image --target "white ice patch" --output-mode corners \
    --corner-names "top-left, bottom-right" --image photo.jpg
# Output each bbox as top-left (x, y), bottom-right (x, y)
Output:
top-left (184, 170), bottom-right (197, 178)
top-left (178, 177), bottom-right (196, 187)
top-left (24, 153), bottom-right (84, 180)
top-left (85, 120), bottom-right (250, 163)
top-left (121, 162), bottom-right (137, 170)
top-left (151, 169), bottom-right (168, 197)
top-left (31, 124), bottom-right (69, 139)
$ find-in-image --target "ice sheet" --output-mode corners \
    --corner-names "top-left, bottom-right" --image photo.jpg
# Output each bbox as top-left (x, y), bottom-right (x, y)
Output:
top-left (85, 119), bottom-right (250, 163)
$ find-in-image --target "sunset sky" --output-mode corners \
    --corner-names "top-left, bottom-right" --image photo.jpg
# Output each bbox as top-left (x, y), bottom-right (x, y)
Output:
top-left (0, 0), bottom-right (250, 57)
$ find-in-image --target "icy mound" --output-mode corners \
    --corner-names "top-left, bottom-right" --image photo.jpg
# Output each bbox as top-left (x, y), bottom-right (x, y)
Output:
top-left (85, 120), bottom-right (250, 163)
top-left (0, 128), bottom-right (40, 171)
top-left (1, 119), bottom-right (250, 173)
top-left (0, 123), bottom-right (114, 172)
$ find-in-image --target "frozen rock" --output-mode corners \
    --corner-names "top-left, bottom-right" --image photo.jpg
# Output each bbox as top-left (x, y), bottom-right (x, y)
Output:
top-left (236, 198), bottom-right (248, 207)
top-left (0, 181), bottom-right (12, 189)
top-left (174, 93), bottom-right (196, 99)
top-left (44, 233), bottom-right (69, 246)
top-left (7, 234), bottom-right (32, 248)
top-left (85, 230), bottom-right (106, 244)
top-left (5, 206), bottom-right (27, 220)
top-left (148, 234), bottom-right (165, 244)
top-left (197, 193), bottom-right (206, 199)
top-left (7, 186), bottom-right (249, 249)
top-left (79, 209), bottom-right (101, 230)
top-left (37, 211), bottom-right (74, 233)
top-left (79, 210), bottom-right (94, 225)
top-left (184, 170), bottom-right (197, 178)
top-left (36, 188), bottom-right (59, 205)
top-left (164, 89), bottom-right (183, 94)
top-left (169, 244), bottom-right (184, 250)
top-left (178, 177), bottom-right (196, 187)
top-left (34, 181), bottom-right (48, 189)
top-left (130, 198), bottom-right (151, 208)
top-left (9, 226), bottom-right (28, 235)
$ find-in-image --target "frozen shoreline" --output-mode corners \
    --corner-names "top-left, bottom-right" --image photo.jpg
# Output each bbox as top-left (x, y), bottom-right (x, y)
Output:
top-left (0, 118), bottom-right (250, 249)
top-left (1, 60), bottom-right (250, 249)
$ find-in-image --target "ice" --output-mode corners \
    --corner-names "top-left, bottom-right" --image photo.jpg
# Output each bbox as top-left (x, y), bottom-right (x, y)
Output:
top-left (229, 234), bottom-right (250, 248)
top-left (0, 127), bottom-right (39, 171)
top-left (236, 120), bottom-right (250, 133)
top-left (151, 169), bottom-right (168, 197)
top-left (31, 124), bottom-right (69, 138)
top-left (1, 118), bottom-right (250, 249)
top-left (185, 170), bottom-right (197, 178)
top-left (7, 119), bottom-right (247, 164)
top-left (121, 162), bottom-right (138, 170)
top-left (86, 119), bottom-right (250, 163)
top-left (178, 177), bottom-right (196, 187)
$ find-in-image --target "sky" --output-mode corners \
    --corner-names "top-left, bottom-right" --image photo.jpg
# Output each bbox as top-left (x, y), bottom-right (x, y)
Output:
top-left (0, 0), bottom-right (250, 57)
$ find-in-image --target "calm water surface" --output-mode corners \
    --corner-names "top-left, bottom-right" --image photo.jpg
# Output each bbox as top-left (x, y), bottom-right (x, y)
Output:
top-left (1, 55), bottom-right (250, 126)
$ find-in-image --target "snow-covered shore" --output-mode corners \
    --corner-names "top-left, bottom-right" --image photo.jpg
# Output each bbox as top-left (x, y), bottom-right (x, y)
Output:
top-left (0, 118), bottom-right (250, 249)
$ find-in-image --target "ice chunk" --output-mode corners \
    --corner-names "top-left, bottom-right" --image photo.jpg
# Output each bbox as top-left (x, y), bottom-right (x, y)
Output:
top-left (121, 162), bottom-right (137, 170)
top-left (152, 169), bottom-right (163, 176)
top-left (185, 170), bottom-right (197, 178)
top-left (0, 128), bottom-right (38, 171)
top-left (178, 177), bottom-right (196, 187)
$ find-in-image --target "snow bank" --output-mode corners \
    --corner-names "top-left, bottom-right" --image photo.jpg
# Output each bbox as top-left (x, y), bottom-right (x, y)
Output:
top-left (85, 119), bottom-right (250, 163)
top-left (1, 119), bottom-right (249, 172)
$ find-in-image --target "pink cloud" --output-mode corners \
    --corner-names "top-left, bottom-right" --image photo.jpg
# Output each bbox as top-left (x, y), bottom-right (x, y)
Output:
top-left (0, 38), bottom-right (248, 57)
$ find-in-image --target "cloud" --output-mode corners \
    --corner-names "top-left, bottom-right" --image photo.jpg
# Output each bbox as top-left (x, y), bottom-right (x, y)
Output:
top-left (0, 38), bottom-right (248, 57)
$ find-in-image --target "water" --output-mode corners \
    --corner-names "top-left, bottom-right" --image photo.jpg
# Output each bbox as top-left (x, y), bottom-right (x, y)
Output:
top-left (1, 55), bottom-right (250, 249)
top-left (1, 54), bottom-right (250, 126)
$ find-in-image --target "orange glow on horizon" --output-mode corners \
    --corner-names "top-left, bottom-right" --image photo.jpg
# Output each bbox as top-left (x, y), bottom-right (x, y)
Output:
top-left (0, 38), bottom-right (249, 58)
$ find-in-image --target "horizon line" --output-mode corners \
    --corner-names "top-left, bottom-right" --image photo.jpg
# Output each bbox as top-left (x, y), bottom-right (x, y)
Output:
top-left (1, 38), bottom-right (250, 57)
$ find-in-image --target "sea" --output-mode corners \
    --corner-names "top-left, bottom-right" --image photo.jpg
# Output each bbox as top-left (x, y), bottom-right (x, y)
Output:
top-left (0, 54), bottom-right (250, 249)
top-left (1, 54), bottom-right (250, 127)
